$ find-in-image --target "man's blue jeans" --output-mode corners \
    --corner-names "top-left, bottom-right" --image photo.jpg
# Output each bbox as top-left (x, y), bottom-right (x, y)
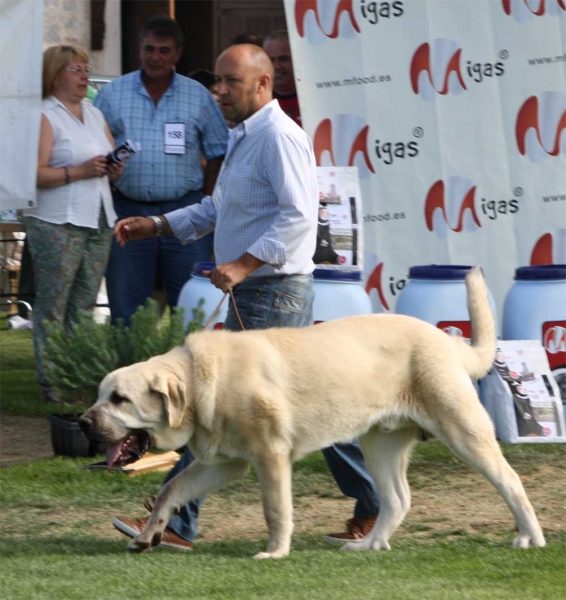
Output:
top-left (106, 189), bottom-right (213, 324)
top-left (165, 274), bottom-right (380, 542)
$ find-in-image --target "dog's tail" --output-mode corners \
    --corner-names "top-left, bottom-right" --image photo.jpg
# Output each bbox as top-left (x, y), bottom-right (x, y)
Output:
top-left (455, 267), bottom-right (496, 379)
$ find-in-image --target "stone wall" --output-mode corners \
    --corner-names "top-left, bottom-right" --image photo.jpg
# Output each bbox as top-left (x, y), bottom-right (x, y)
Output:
top-left (42, 0), bottom-right (121, 76)
top-left (43, 0), bottom-right (90, 50)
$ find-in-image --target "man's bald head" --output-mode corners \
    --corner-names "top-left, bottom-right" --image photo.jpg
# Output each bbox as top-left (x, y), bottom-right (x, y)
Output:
top-left (215, 43), bottom-right (275, 124)
top-left (219, 43), bottom-right (274, 83)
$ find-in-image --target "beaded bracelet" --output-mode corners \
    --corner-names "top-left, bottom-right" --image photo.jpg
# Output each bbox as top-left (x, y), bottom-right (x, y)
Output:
top-left (64, 166), bottom-right (71, 185)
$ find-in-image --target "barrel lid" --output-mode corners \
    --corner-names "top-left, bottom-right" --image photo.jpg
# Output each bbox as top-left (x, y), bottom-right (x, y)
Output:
top-left (192, 261), bottom-right (216, 276)
top-left (313, 269), bottom-right (362, 282)
top-left (408, 265), bottom-right (474, 281)
top-left (515, 265), bottom-right (566, 281)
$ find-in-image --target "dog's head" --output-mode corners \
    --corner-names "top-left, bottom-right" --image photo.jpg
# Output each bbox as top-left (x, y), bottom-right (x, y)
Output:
top-left (79, 352), bottom-right (192, 470)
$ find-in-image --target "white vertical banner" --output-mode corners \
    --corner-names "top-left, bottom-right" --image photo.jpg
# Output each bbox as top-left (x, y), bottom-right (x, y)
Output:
top-left (0, 0), bottom-right (43, 210)
top-left (284, 0), bottom-right (566, 323)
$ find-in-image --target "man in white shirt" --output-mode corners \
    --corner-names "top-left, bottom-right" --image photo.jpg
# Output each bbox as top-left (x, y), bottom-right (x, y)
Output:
top-left (114, 44), bottom-right (316, 291)
top-left (111, 43), bottom-right (378, 550)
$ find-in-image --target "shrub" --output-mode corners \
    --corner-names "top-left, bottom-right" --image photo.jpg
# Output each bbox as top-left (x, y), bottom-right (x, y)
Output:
top-left (43, 298), bottom-right (206, 411)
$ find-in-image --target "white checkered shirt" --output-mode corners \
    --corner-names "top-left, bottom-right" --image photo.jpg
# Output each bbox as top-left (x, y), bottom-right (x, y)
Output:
top-left (166, 100), bottom-right (318, 277)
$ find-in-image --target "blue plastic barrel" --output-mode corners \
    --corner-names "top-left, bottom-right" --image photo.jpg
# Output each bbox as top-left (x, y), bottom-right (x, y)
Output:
top-left (502, 265), bottom-right (566, 404)
top-left (313, 269), bottom-right (372, 322)
top-left (177, 262), bottom-right (226, 330)
top-left (395, 265), bottom-right (496, 339)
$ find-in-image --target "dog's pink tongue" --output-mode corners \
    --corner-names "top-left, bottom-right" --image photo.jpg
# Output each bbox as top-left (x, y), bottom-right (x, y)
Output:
top-left (106, 442), bottom-right (123, 471)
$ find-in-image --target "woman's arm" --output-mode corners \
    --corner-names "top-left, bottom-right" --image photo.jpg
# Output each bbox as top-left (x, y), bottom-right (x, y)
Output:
top-left (36, 114), bottom-right (108, 189)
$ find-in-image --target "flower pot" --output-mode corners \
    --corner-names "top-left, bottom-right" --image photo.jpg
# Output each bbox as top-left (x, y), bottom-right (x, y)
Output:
top-left (47, 413), bottom-right (107, 458)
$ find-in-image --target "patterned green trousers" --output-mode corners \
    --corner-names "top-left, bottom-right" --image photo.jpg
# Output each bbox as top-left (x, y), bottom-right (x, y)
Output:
top-left (25, 212), bottom-right (113, 391)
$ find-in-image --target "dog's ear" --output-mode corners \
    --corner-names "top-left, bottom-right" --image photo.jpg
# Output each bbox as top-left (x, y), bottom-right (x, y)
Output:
top-left (150, 370), bottom-right (188, 429)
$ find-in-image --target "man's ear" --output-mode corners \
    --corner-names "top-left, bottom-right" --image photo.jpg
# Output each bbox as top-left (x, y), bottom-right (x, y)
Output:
top-left (258, 72), bottom-right (271, 94)
top-left (150, 370), bottom-right (188, 429)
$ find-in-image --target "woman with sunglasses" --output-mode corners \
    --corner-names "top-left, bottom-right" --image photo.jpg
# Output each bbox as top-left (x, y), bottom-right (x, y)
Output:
top-left (25, 45), bottom-right (124, 403)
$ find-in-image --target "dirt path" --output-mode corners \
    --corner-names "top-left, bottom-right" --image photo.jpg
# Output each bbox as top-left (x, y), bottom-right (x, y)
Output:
top-left (1, 415), bottom-right (564, 544)
top-left (0, 414), bottom-right (53, 466)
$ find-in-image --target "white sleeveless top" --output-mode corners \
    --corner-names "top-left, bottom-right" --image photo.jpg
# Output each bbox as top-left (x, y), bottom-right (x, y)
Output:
top-left (26, 97), bottom-right (117, 228)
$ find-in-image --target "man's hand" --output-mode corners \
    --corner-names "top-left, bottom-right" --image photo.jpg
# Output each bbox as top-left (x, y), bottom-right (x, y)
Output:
top-left (107, 161), bottom-right (125, 182)
top-left (204, 253), bottom-right (264, 292)
top-left (114, 217), bottom-right (156, 247)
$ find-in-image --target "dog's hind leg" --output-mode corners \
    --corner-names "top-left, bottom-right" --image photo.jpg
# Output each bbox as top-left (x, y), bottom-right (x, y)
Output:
top-left (128, 459), bottom-right (249, 553)
top-left (342, 426), bottom-right (419, 552)
top-left (428, 388), bottom-right (546, 549)
top-left (252, 452), bottom-right (294, 560)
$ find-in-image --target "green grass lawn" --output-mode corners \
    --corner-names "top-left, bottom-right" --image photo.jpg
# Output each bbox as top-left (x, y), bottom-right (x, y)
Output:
top-left (0, 328), bottom-right (50, 416)
top-left (1, 450), bottom-right (564, 600)
top-left (1, 321), bottom-right (565, 599)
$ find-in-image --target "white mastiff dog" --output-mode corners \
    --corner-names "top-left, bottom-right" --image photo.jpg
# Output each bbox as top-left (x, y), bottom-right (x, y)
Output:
top-left (80, 268), bottom-right (545, 558)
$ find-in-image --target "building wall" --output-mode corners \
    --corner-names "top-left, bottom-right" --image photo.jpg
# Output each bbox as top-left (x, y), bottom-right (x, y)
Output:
top-left (43, 0), bottom-right (121, 76)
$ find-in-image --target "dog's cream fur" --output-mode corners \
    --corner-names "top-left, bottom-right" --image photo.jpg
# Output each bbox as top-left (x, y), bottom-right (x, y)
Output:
top-left (82, 268), bottom-right (545, 558)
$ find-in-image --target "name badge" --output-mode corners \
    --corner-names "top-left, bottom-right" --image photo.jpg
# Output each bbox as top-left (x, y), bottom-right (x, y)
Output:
top-left (164, 123), bottom-right (185, 154)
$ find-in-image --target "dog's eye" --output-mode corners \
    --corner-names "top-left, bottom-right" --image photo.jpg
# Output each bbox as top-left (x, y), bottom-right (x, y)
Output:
top-left (110, 391), bottom-right (129, 405)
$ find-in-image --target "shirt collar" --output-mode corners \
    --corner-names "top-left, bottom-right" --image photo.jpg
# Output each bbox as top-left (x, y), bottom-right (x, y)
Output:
top-left (240, 99), bottom-right (280, 136)
top-left (225, 100), bottom-right (281, 159)
top-left (47, 95), bottom-right (88, 117)
top-left (136, 69), bottom-right (179, 97)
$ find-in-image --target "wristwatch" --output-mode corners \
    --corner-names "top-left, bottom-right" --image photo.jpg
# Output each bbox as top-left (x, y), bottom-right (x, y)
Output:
top-left (148, 215), bottom-right (164, 236)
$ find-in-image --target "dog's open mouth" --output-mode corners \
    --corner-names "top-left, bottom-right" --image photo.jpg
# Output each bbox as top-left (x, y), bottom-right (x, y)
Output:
top-left (106, 430), bottom-right (150, 471)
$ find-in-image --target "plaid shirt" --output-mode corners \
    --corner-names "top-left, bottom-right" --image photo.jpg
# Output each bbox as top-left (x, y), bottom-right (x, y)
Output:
top-left (94, 70), bottom-right (228, 202)
top-left (166, 100), bottom-right (318, 277)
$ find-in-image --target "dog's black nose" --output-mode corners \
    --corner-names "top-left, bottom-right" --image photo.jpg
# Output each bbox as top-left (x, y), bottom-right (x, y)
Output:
top-left (78, 415), bottom-right (93, 434)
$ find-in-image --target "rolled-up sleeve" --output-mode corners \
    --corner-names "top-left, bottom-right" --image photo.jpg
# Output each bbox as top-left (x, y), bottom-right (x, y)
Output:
top-left (166, 194), bottom-right (217, 244)
top-left (247, 131), bottom-right (317, 267)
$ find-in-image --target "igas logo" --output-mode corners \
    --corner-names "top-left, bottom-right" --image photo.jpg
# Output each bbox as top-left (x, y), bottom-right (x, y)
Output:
top-left (425, 178), bottom-right (480, 237)
top-left (313, 114), bottom-right (421, 178)
top-left (516, 92), bottom-right (566, 162)
top-left (544, 325), bottom-right (566, 355)
top-left (365, 262), bottom-right (391, 311)
top-left (543, 322), bottom-right (566, 371)
top-left (410, 39), bottom-right (506, 101)
top-left (424, 177), bottom-right (520, 238)
top-left (314, 115), bottom-right (374, 178)
top-left (502, 0), bottom-right (565, 23)
top-left (530, 228), bottom-right (566, 264)
top-left (364, 260), bottom-right (407, 312)
top-left (294, 0), bottom-right (404, 44)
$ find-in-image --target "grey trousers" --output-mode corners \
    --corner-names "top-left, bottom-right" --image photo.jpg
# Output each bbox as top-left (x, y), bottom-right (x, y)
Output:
top-left (25, 212), bottom-right (112, 390)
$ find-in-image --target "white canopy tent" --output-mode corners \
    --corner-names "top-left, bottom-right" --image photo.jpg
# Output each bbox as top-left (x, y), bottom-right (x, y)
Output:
top-left (0, 0), bottom-right (43, 211)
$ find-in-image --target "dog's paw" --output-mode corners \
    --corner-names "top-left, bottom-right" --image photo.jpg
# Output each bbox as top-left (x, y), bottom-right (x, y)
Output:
top-left (127, 536), bottom-right (153, 553)
top-left (512, 533), bottom-right (546, 549)
top-left (253, 550), bottom-right (289, 560)
top-left (341, 538), bottom-right (391, 552)
top-left (340, 539), bottom-right (370, 552)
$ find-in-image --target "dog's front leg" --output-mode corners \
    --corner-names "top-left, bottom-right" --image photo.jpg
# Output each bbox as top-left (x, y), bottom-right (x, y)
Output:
top-left (252, 452), bottom-right (293, 559)
top-left (128, 459), bottom-right (249, 553)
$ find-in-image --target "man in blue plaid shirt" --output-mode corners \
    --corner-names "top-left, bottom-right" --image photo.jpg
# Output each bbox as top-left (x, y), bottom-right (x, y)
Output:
top-left (94, 16), bottom-right (228, 324)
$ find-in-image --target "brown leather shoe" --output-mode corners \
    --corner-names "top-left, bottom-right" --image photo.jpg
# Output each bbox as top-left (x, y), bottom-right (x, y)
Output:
top-left (112, 517), bottom-right (193, 551)
top-left (325, 516), bottom-right (377, 543)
